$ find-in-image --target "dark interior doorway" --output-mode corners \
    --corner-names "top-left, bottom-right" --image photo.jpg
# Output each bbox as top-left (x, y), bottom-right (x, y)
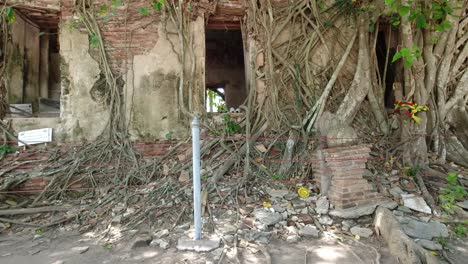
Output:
top-left (376, 28), bottom-right (397, 109)
top-left (205, 29), bottom-right (246, 112)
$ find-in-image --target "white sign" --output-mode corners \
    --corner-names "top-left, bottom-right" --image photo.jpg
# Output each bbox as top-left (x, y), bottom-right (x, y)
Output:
top-left (9, 104), bottom-right (33, 117)
top-left (18, 128), bottom-right (53, 146)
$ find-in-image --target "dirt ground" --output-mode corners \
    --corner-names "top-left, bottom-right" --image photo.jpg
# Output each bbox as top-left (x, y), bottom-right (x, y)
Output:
top-left (0, 230), bottom-right (398, 264)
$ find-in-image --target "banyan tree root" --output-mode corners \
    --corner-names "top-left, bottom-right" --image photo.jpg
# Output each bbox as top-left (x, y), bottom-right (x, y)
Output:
top-left (374, 207), bottom-right (439, 264)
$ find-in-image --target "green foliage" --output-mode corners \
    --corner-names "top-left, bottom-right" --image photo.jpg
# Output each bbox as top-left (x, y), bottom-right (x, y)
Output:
top-left (272, 174), bottom-right (286, 180)
top-left (165, 131), bottom-right (174, 140)
top-left (152, 0), bottom-right (166, 11)
top-left (437, 237), bottom-right (447, 248)
top-left (207, 90), bottom-right (226, 112)
top-left (439, 172), bottom-right (467, 215)
top-left (223, 115), bottom-right (241, 135)
top-left (89, 33), bottom-right (100, 48)
top-left (384, 0), bottom-right (455, 31)
top-left (1, 7), bottom-right (15, 24)
top-left (4, 6), bottom-right (16, 24)
top-left (455, 223), bottom-right (467, 238)
top-left (137, 0), bottom-right (166, 16)
top-left (138, 7), bottom-right (149, 16)
top-left (392, 45), bottom-right (421, 68)
top-left (0, 145), bottom-right (18, 156)
top-left (403, 165), bottom-right (421, 177)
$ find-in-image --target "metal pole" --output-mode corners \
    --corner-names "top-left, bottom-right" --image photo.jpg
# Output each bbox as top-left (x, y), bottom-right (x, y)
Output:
top-left (192, 116), bottom-right (202, 240)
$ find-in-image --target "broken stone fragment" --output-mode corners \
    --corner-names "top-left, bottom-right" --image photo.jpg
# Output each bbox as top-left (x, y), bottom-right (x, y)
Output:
top-left (389, 187), bottom-right (404, 198)
top-left (318, 215), bottom-right (333, 226)
top-left (416, 239), bottom-right (443, 251)
top-left (284, 193), bottom-right (297, 201)
top-left (272, 204), bottom-right (285, 213)
top-left (71, 246), bottom-right (89, 254)
top-left (223, 234), bottom-right (235, 244)
top-left (401, 194), bottom-right (432, 214)
top-left (341, 220), bottom-right (356, 231)
top-left (111, 215), bottom-right (122, 225)
top-left (315, 196), bottom-right (329, 214)
top-left (397, 205), bottom-right (412, 214)
top-left (150, 238), bottom-right (170, 249)
top-left (292, 199), bottom-right (307, 210)
top-left (253, 209), bottom-right (282, 226)
top-left (299, 225), bottom-right (319, 238)
top-left (286, 234), bottom-right (300, 243)
top-left (457, 200), bottom-right (468, 210)
top-left (285, 226), bottom-right (298, 235)
top-left (153, 229), bottom-right (169, 239)
top-left (401, 220), bottom-right (448, 240)
top-left (350, 226), bottom-right (373, 238)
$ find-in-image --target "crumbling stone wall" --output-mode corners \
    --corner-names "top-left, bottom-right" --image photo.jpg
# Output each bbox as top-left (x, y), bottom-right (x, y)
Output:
top-left (58, 0), bottom-right (188, 140)
top-left (58, 27), bottom-right (107, 141)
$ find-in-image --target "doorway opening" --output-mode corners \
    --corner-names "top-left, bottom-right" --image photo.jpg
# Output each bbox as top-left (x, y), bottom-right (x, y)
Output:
top-left (205, 29), bottom-right (246, 113)
top-left (7, 6), bottom-right (61, 118)
top-left (376, 26), bottom-right (398, 109)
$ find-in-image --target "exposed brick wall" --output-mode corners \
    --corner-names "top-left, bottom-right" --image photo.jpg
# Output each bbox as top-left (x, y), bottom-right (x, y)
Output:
top-left (8, 0), bottom-right (60, 10)
top-left (313, 144), bottom-right (383, 209)
top-left (61, 0), bottom-right (161, 74)
top-left (2, 140), bottom-right (188, 193)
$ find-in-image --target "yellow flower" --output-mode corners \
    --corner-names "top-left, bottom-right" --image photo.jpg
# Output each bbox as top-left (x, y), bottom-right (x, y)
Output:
top-left (297, 187), bottom-right (310, 198)
top-left (263, 201), bottom-right (272, 208)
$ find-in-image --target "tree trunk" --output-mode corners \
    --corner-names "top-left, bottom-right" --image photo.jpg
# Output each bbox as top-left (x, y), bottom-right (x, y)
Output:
top-left (336, 15), bottom-right (372, 125)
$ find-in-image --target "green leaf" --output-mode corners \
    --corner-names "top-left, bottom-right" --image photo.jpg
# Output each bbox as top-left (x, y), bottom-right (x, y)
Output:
top-left (392, 52), bottom-right (403, 63)
top-left (99, 4), bottom-right (108, 16)
top-left (399, 6), bottom-right (410, 17)
top-left (389, 3), bottom-right (399, 13)
top-left (153, 2), bottom-right (163, 11)
top-left (138, 7), bottom-right (148, 16)
top-left (5, 6), bottom-right (16, 24)
top-left (399, 48), bottom-right (411, 57)
top-left (89, 34), bottom-right (99, 48)
top-left (385, 0), bottom-right (395, 5)
top-left (404, 57), bottom-right (414, 68)
top-left (415, 14), bottom-right (428, 28)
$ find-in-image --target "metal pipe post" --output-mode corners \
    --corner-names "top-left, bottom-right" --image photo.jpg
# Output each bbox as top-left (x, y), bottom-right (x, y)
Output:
top-left (192, 116), bottom-right (202, 240)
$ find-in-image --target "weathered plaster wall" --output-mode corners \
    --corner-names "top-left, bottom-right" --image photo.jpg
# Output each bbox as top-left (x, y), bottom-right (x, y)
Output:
top-left (125, 23), bottom-right (186, 139)
top-left (58, 27), bottom-right (108, 141)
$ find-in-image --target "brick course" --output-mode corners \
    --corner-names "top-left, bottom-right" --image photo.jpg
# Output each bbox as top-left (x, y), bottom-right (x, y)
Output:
top-left (313, 144), bottom-right (382, 210)
top-left (61, 0), bottom-right (161, 74)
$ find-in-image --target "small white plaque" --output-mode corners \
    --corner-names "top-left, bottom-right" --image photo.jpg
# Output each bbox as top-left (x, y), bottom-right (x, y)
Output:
top-left (18, 128), bottom-right (53, 146)
top-left (9, 104), bottom-right (33, 116)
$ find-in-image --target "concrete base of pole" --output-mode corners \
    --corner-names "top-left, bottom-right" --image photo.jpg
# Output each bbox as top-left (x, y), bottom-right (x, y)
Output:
top-left (176, 238), bottom-right (221, 252)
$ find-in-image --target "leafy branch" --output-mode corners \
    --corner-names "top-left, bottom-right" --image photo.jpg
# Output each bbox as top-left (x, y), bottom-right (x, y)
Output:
top-left (392, 45), bottom-right (421, 68)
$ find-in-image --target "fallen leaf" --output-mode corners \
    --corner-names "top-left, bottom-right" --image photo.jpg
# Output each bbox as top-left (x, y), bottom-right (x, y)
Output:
top-left (5, 200), bottom-right (17, 206)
